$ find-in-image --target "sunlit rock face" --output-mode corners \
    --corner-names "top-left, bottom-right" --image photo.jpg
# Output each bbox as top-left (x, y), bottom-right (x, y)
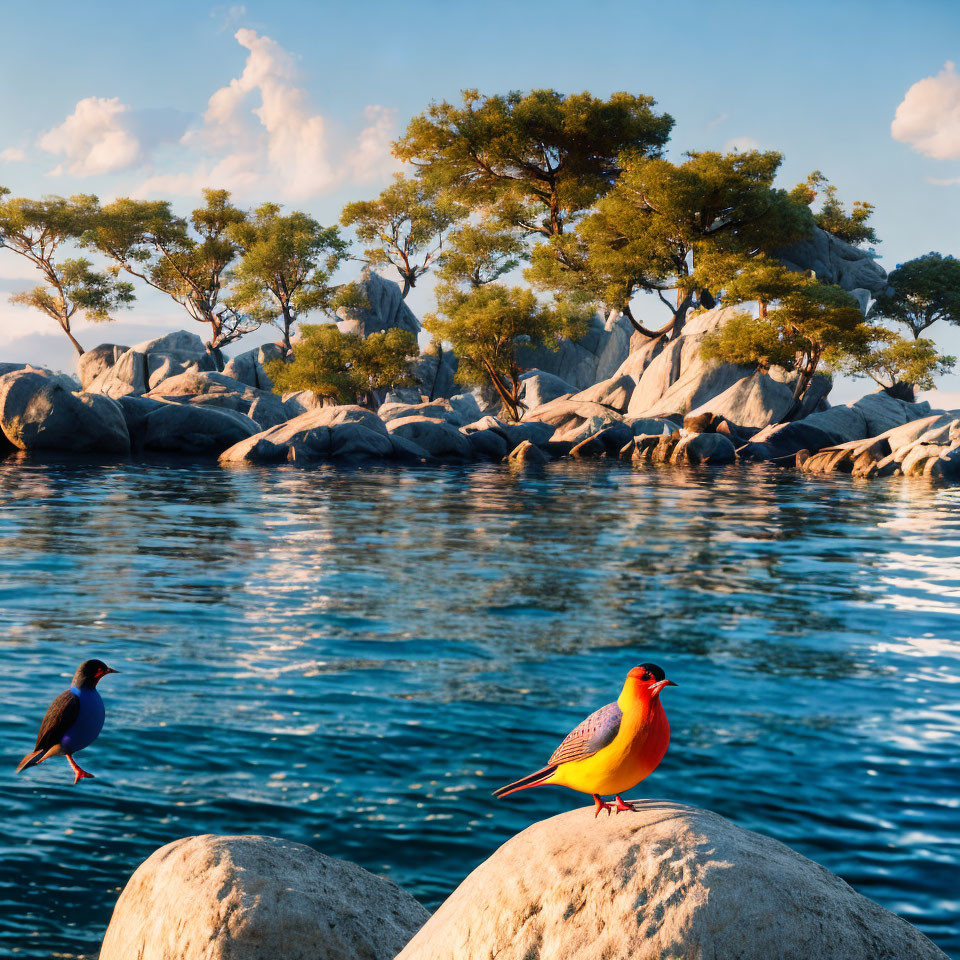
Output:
top-left (99, 834), bottom-right (430, 960)
top-left (398, 802), bottom-right (949, 960)
top-left (336, 267), bottom-right (421, 338)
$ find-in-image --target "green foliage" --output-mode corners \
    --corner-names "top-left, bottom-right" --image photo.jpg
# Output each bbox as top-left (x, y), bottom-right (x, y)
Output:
top-left (265, 323), bottom-right (417, 407)
top-left (228, 204), bottom-right (352, 349)
top-left (527, 150), bottom-right (812, 336)
top-left (435, 224), bottom-right (525, 288)
top-left (394, 89), bottom-right (673, 238)
top-left (340, 174), bottom-right (463, 297)
top-left (701, 273), bottom-right (870, 408)
top-left (839, 331), bottom-right (955, 395)
top-left (425, 282), bottom-right (586, 420)
top-left (790, 171), bottom-right (879, 247)
top-left (0, 187), bottom-right (134, 355)
top-left (870, 252), bottom-right (960, 339)
top-left (88, 189), bottom-right (255, 354)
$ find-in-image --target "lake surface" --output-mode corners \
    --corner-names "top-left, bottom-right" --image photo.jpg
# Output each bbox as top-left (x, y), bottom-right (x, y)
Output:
top-left (0, 457), bottom-right (957, 958)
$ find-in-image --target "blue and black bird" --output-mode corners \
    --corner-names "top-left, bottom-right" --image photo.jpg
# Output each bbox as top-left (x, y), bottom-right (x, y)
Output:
top-left (15, 659), bottom-right (118, 784)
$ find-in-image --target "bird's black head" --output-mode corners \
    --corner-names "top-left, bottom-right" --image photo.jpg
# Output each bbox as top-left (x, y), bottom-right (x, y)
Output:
top-left (72, 659), bottom-right (118, 689)
top-left (627, 662), bottom-right (678, 698)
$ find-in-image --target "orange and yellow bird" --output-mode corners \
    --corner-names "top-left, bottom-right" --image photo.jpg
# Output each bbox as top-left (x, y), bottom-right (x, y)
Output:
top-left (493, 663), bottom-right (677, 817)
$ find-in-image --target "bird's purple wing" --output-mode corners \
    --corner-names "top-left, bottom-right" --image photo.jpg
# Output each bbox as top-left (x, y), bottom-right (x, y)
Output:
top-left (33, 690), bottom-right (79, 751)
top-left (548, 701), bottom-right (622, 765)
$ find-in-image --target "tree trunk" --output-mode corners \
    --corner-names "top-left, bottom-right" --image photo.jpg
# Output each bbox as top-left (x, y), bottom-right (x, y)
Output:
top-left (62, 325), bottom-right (85, 357)
top-left (758, 300), bottom-right (767, 320)
top-left (428, 343), bottom-right (444, 401)
top-left (779, 351), bottom-right (821, 423)
top-left (481, 355), bottom-right (523, 422)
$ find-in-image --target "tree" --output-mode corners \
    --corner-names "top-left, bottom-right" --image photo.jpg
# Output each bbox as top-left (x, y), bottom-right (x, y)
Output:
top-left (228, 204), bottom-right (355, 351)
top-left (0, 188), bottom-right (133, 355)
top-left (394, 89), bottom-right (674, 238)
top-left (790, 171), bottom-right (879, 247)
top-left (869, 252), bottom-right (960, 339)
top-left (264, 323), bottom-right (416, 408)
top-left (87, 189), bottom-right (254, 363)
top-left (425, 283), bottom-right (585, 421)
top-left (839, 331), bottom-right (954, 401)
top-left (340, 175), bottom-right (463, 298)
top-left (527, 150), bottom-right (812, 338)
top-left (701, 261), bottom-right (871, 417)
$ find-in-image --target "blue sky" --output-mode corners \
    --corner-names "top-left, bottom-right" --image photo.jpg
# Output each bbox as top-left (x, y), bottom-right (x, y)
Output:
top-left (1, 0), bottom-right (958, 400)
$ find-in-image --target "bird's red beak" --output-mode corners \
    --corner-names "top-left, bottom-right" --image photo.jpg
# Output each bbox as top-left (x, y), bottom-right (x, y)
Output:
top-left (649, 679), bottom-right (677, 697)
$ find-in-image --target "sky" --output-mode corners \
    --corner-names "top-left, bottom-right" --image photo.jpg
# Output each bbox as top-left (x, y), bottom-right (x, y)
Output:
top-left (0, 0), bottom-right (958, 403)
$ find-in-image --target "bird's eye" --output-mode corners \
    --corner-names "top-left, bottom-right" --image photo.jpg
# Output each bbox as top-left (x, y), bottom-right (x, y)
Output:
top-left (641, 672), bottom-right (651, 681)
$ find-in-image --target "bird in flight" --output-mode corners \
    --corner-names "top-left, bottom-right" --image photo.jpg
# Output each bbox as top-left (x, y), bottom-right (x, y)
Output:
top-left (493, 663), bottom-right (676, 817)
top-left (15, 659), bottom-right (119, 785)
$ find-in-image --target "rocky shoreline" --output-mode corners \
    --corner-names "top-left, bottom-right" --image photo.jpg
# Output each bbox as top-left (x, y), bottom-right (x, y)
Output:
top-left (95, 804), bottom-right (948, 960)
top-left (2, 268), bottom-right (958, 479)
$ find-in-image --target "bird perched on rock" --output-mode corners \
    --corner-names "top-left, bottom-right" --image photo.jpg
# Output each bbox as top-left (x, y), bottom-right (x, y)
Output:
top-left (494, 663), bottom-right (676, 817)
top-left (15, 659), bottom-right (118, 785)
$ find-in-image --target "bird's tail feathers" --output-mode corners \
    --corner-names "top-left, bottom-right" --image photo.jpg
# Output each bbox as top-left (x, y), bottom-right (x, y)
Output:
top-left (15, 750), bottom-right (43, 774)
top-left (492, 763), bottom-right (558, 799)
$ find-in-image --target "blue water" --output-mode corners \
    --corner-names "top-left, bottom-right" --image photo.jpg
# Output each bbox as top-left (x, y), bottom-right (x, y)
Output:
top-left (0, 457), bottom-right (958, 958)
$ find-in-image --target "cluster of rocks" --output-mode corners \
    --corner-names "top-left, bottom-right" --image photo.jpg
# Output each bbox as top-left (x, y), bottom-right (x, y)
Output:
top-left (96, 806), bottom-right (947, 959)
top-left (2, 247), bottom-right (956, 478)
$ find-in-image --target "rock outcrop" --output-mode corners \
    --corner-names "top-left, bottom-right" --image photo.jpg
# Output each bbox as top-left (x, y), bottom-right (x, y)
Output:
top-left (146, 370), bottom-right (288, 429)
top-left (222, 343), bottom-right (285, 391)
top-left (517, 311), bottom-right (633, 390)
top-left (219, 405), bottom-right (429, 464)
top-left (397, 803), bottom-right (947, 960)
top-left (518, 369), bottom-right (577, 409)
top-left (336, 267), bottom-right (420, 338)
top-left (778, 225), bottom-right (888, 296)
top-left (99, 834), bottom-right (429, 960)
top-left (0, 369), bottom-right (130, 455)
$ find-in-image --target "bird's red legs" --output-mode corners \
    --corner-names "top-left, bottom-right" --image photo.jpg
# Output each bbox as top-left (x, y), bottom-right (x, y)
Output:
top-left (614, 795), bottom-right (638, 814)
top-left (593, 794), bottom-right (614, 818)
top-left (66, 755), bottom-right (94, 785)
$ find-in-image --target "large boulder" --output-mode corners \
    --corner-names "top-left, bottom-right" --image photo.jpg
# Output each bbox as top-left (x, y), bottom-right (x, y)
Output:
top-left (139, 404), bottom-right (259, 456)
top-left (87, 330), bottom-right (217, 398)
top-left (778, 225), bottom-right (888, 296)
top-left (743, 392), bottom-right (931, 461)
top-left (517, 369), bottom-right (577, 409)
top-left (385, 415), bottom-right (475, 460)
top-left (336, 267), bottom-right (420, 337)
top-left (219, 405), bottom-right (421, 464)
top-left (222, 343), bottom-right (284, 391)
top-left (517, 311), bottom-right (634, 390)
top-left (409, 345), bottom-right (457, 401)
top-left (524, 397), bottom-right (625, 443)
top-left (0, 370), bottom-right (130, 454)
top-left (462, 415), bottom-right (554, 449)
top-left (99, 834), bottom-right (429, 960)
top-left (147, 371), bottom-right (288, 430)
top-left (77, 343), bottom-right (129, 389)
top-left (397, 803), bottom-right (946, 960)
top-left (379, 399), bottom-right (467, 427)
top-left (685, 370), bottom-right (797, 430)
top-left (570, 373), bottom-right (635, 413)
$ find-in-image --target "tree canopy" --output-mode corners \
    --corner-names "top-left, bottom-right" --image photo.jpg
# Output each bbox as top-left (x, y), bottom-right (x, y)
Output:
top-left (790, 171), bottom-right (879, 247)
top-left (838, 331), bottom-right (955, 400)
top-left (0, 188), bottom-right (134, 355)
top-left (394, 89), bottom-right (674, 238)
top-left (228, 204), bottom-right (355, 350)
top-left (340, 174), bottom-right (463, 298)
top-left (265, 323), bottom-right (416, 407)
top-left (870, 252), bottom-right (960, 339)
top-left (87, 189), bottom-right (254, 361)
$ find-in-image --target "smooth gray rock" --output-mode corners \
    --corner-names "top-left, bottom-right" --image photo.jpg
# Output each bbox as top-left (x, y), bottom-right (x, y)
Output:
top-left (77, 343), bottom-right (129, 389)
top-left (517, 369), bottom-right (577, 409)
top-left (623, 416), bottom-right (680, 436)
top-left (100, 834), bottom-right (430, 960)
top-left (516, 311), bottom-right (633, 390)
top-left (463, 427), bottom-right (509, 460)
top-left (778, 225), bottom-right (888, 295)
top-left (571, 373), bottom-right (635, 412)
top-left (506, 439), bottom-right (549, 464)
top-left (672, 431), bottom-right (737, 464)
top-left (282, 390), bottom-right (324, 419)
top-left (397, 803), bottom-right (946, 960)
top-left (410, 346), bottom-right (457, 400)
top-left (336, 267), bottom-right (420, 337)
top-left (462, 416), bottom-right (555, 449)
top-left (147, 370), bottom-right (288, 429)
top-left (0, 370), bottom-right (130, 454)
top-left (140, 404), bottom-right (259, 456)
top-left (524, 397), bottom-right (625, 442)
top-left (385, 416), bottom-right (475, 460)
top-left (379, 399), bottom-right (467, 427)
top-left (685, 371), bottom-right (797, 429)
top-left (222, 344), bottom-right (281, 391)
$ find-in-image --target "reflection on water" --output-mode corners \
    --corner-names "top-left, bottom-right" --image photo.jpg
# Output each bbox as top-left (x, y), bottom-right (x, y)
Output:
top-left (0, 459), bottom-right (958, 958)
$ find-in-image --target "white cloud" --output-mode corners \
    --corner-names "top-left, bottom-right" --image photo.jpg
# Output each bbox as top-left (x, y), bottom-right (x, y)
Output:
top-left (707, 112), bottom-right (729, 129)
top-left (38, 97), bottom-right (142, 176)
top-left (723, 136), bottom-right (759, 153)
top-left (892, 61), bottom-right (960, 160)
top-left (0, 147), bottom-right (26, 163)
top-left (928, 175), bottom-right (960, 186)
top-left (137, 28), bottom-right (397, 202)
